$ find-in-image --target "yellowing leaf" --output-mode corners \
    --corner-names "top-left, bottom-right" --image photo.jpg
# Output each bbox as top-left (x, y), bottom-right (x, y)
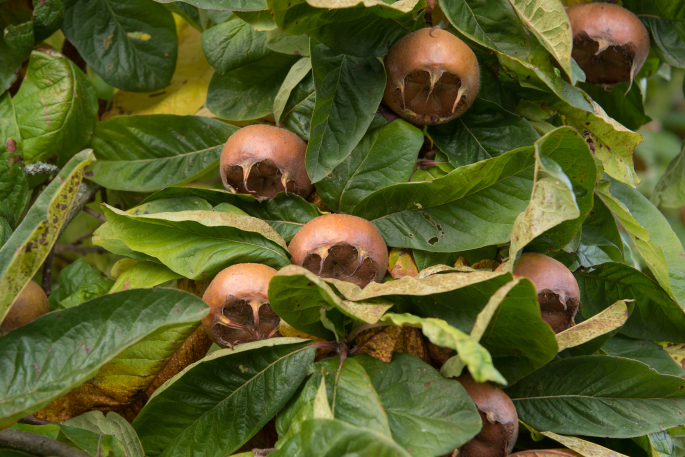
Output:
top-left (658, 342), bottom-right (685, 370)
top-left (306, 0), bottom-right (420, 13)
top-left (387, 248), bottom-right (419, 279)
top-left (555, 300), bottom-right (630, 352)
top-left (542, 431), bottom-right (630, 457)
top-left (103, 22), bottom-right (213, 118)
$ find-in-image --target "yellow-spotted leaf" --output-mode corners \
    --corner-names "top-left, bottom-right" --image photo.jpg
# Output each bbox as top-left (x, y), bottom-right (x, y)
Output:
top-left (555, 300), bottom-right (630, 352)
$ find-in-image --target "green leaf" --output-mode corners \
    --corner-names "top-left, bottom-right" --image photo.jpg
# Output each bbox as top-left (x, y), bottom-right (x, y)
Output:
top-left (575, 262), bottom-right (685, 344)
top-left (353, 127), bottom-right (587, 253)
top-left (273, 418), bottom-right (411, 457)
top-left (32, 0), bottom-right (65, 42)
top-left (0, 1), bottom-right (33, 94)
top-left (86, 115), bottom-right (238, 192)
top-left (0, 150), bottom-right (93, 324)
top-left (268, 265), bottom-right (393, 339)
top-left (13, 51), bottom-right (98, 165)
top-left (0, 92), bottom-right (21, 159)
top-left (652, 142), bottom-right (685, 209)
top-left (0, 288), bottom-right (209, 424)
top-left (154, 0), bottom-right (266, 11)
top-left (306, 42), bottom-right (386, 183)
top-left (380, 312), bottom-right (506, 384)
top-left (643, 18), bottom-right (685, 68)
top-left (110, 261), bottom-right (182, 292)
top-left (12, 421), bottom-right (129, 456)
top-left (101, 204), bottom-right (290, 279)
top-left (280, 69), bottom-right (315, 140)
top-left (603, 334), bottom-right (685, 378)
top-left (428, 99), bottom-right (540, 168)
top-left (266, 29), bottom-right (310, 57)
top-left (317, 119), bottom-right (423, 213)
top-left (621, 1), bottom-right (684, 20)
top-left (597, 178), bottom-right (685, 305)
top-left (65, 411), bottom-right (144, 457)
top-left (356, 353), bottom-right (482, 457)
top-left (505, 355), bottom-right (685, 438)
top-left (311, 357), bottom-right (392, 436)
top-left (201, 18), bottom-right (269, 73)
top-left (207, 52), bottom-right (298, 121)
top-left (138, 187), bottom-right (320, 239)
top-left (580, 82), bottom-right (651, 131)
top-left (51, 258), bottom-right (114, 309)
top-left (274, 57), bottom-right (312, 124)
top-left (268, 0), bottom-right (422, 58)
top-left (233, 9), bottom-right (276, 30)
top-left (0, 218), bottom-right (11, 246)
top-left (62, 0), bottom-right (177, 92)
top-left (441, 0), bottom-right (530, 58)
top-left (508, 0), bottom-right (574, 81)
top-left (132, 338), bottom-right (315, 457)
top-left (548, 97), bottom-right (643, 187)
top-left (4, 21), bottom-right (34, 57)
top-left (0, 160), bottom-right (28, 228)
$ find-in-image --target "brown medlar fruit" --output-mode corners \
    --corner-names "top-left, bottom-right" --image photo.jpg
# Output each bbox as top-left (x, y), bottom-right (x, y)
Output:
top-left (202, 263), bottom-right (281, 348)
top-left (220, 124), bottom-right (313, 201)
top-left (450, 374), bottom-right (519, 457)
top-left (383, 27), bottom-right (480, 126)
top-left (567, 2), bottom-right (650, 87)
top-left (496, 253), bottom-right (580, 334)
top-left (0, 280), bottom-right (49, 336)
top-left (288, 214), bottom-right (388, 288)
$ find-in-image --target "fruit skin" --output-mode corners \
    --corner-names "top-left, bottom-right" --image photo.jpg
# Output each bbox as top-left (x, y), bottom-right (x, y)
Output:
top-left (383, 27), bottom-right (480, 126)
top-left (0, 280), bottom-right (49, 336)
top-left (220, 124), bottom-right (313, 201)
top-left (288, 214), bottom-right (388, 288)
top-left (496, 253), bottom-right (580, 334)
top-left (567, 3), bottom-right (650, 86)
top-left (453, 374), bottom-right (519, 457)
top-left (202, 263), bottom-right (280, 348)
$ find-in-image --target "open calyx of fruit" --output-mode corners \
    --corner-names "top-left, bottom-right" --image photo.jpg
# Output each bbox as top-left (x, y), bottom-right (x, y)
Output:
top-left (6, 1), bottom-right (684, 457)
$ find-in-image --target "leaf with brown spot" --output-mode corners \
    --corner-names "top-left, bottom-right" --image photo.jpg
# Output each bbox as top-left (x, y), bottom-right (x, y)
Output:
top-left (556, 300), bottom-right (630, 352)
top-left (355, 325), bottom-right (403, 363)
top-left (0, 150), bottom-right (94, 324)
top-left (387, 248), bottom-right (419, 279)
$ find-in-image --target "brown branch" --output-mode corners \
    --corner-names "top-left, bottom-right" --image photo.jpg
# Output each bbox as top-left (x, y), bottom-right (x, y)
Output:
top-left (18, 416), bottom-right (56, 426)
top-left (53, 245), bottom-right (106, 255)
top-left (82, 206), bottom-right (107, 223)
top-left (0, 429), bottom-right (91, 457)
top-left (69, 230), bottom-right (96, 246)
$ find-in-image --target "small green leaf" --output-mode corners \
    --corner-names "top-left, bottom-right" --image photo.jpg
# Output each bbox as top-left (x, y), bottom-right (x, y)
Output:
top-left (603, 334), bottom-right (685, 378)
top-left (207, 52), bottom-right (298, 121)
top-left (0, 0), bottom-right (33, 93)
top-left (13, 51), bottom-right (98, 164)
top-left (154, 0), bottom-right (266, 12)
top-left (65, 411), bottom-right (144, 457)
top-left (642, 18), bottom-right (685, 69)
top-left (274, 57), bottom-right (312, 124)
top-left (266, 29), bottom-right (310, 57)
top-left (3, 21), bottom-right (34, 57)
top-left (50, 258), bottom-right (114, 309)
top-left (110, 261), bottom-right (182, 292)
top-left (0, 92), bottom-right (21, 159)
top-left (87, 115), bottom-right (238, 192)
top-left (0, 150), bottom-right (93, 324)
top-left (62, 0), bottom-right (178, 92)
top-left (506, 355), bottom-right (685, 438)
top-left (0, 160), bottom-right (28, 228)
top-left (575, 263), bottom-right (685, 343)
top-left (32, 0), bottom-right (65, 42)
top-left (201, 18), bottom-right (269, 73)
top-left (652, 142), bottom-right (685, 209)
top-left (102, 204), bottom-right (290, 279)
top-left (306, 41), bottom-right (385, 182)
top-left (0, 288), bottom-right (209, 424)
top-left (132, 338), bottom-right (315, 457)
top-left (317, 119), bottom-right (423, 213)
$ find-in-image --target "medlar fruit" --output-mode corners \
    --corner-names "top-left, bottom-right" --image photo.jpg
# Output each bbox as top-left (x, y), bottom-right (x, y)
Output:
top-left (496, 253), bottom-right (580, 334)
top-left (0, 280), bottom-right (49, 337)
top-left (202, 263), bottom-right (281, 348)
top-left (383, 27), bottom-right (480, 126)
top-left (567, 2), bottom-right (650, 87)
top-left (220, 124), bottom-right (313, 201)
top-left (288, 214), bottom-right (388, 288)
top-left (449, 374), bottom-right (519, 457)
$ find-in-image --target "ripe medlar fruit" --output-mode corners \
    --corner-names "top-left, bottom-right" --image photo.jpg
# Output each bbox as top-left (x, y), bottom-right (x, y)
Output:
top-left (496, 253), bottom-right (580, 334)
top-left (567, 2), bottom-right (650, 87)
top-left (202, 263), bottom-right (281, 348)
top-left (288, 214), bottom-right (388, 288)
top-left (220, 124), bottom-right (313, 201)
top-left (0, 280), bottom-right (49, 336)
top-left (383, 27), bottom-right (480, 126)
top-left (450, 374), bottom-right (518, 457)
